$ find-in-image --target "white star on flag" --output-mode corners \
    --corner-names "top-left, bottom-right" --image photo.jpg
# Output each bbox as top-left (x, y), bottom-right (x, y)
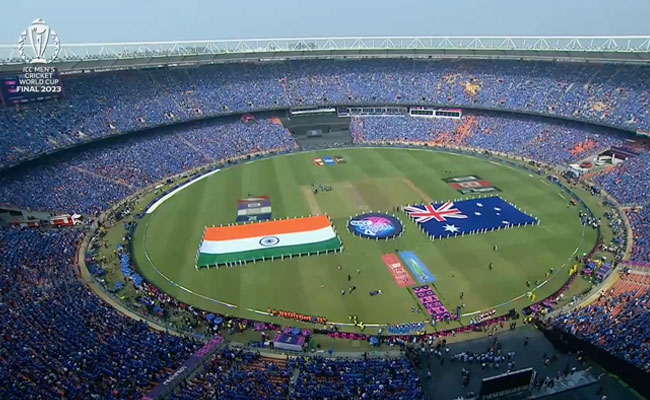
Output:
top-left (444, 224), bottom-right (460, 233)
top-left (502, 220), bottom-right (510, 224)
top-left (494, 207), bottom-right (501, 211)
top-left (474, 211), bottom-right (482, 216)
top-left (476, 203), bottom-right (483, 207)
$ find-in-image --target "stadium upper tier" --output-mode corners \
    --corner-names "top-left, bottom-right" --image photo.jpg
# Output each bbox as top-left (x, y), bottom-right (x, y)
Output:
top-left (1, 58), bottom-right (649, 168)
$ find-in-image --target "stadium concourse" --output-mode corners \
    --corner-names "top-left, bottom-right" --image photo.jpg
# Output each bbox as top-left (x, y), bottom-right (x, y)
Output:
top-left (0, 58), bottom-right (649, 399)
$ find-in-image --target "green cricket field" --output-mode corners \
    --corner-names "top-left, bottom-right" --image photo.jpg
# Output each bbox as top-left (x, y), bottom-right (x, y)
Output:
top-left (132, 147), bottom-right (599, 331)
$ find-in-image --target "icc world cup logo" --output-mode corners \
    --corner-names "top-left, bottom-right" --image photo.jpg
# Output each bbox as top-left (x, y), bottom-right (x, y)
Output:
top-left (18, 19), bottom-right (61, 64)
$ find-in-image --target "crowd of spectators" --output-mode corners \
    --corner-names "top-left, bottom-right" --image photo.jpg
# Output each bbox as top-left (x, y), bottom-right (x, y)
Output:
top-left (0, 227), bottom-right (199, 399)
top-left (171, 348), bottom-right (292, 400)
top-left (592, 152), bottom-right (650, 206)
top-left (553, 275), bottom-right (650, 372)
top-left (351, 110), bottom-right (628, 165)
top-left (169, 348), bottom-right (423, 400)
top-left (1, 57), bottom-right (649, 398)
top-left (292, 355), bottom-right (424, 399)
top-left (590, 150), bottom-right (650, 264)
top-left (1, 59), bottom-right (649, 167)
top-left (626, 207), bottom-right (650, 264)
top-left (0, 118), bottom-right (296, 214)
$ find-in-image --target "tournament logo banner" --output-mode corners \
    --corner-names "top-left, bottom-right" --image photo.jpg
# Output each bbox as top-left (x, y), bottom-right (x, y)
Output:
top-left (323, 156), bottom-right (336, 165)
top-left (399, 251), bottom-right (435, 284)
top-left (443, 175), bottom-right (500, 194)
top-left (403, 196), bottom-right (538, 240)
top-left (348, 213), bottom-right (403, 240)
top-left (334, 156), bottom-right (346, 164)
top-left (1, 19), bottom-right (64, 106)
top-left (381, 254), bottom-right (416, 287)
top-left (312, 158), bottom-right (325, 166)
top-left (236, 196), bottom-right (272, 222)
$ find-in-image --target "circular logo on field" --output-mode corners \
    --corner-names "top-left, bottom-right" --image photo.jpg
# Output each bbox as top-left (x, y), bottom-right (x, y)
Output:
top-left (259, 236), bottom-right (280, 247)
top-left (348, 213), bottom-right (403, 239)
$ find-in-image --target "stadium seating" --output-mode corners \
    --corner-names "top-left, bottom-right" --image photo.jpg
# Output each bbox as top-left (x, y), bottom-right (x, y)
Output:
top-left (592, 152), bottom-right (650, 206)
top-left (0, 227), bottom-right (199, 399)
top-left (351, 111), bottom-right (628, 165)
top-left (1, 59), bottom-right (650, 168)
top-left (0, 118), bottom-right (296, 214)
top-left (1, 57), bottom-right (650, 398)
top-left (170, 348), bottom-right (292, 400)
top-left (168, 348), bottom-right (424, 400)
top-left (626, 207), bottom-right (650, 264)
top-left (553, 274), bottom-right (650, 372)
top-left (292, 355), bottom-right (424, 399)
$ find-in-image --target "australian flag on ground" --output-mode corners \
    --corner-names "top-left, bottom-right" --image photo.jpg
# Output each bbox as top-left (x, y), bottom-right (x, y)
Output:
top-left (403, 196), bottom-right (538, 239)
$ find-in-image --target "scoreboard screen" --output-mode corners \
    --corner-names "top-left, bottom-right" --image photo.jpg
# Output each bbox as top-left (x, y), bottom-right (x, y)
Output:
top-left (0, 73), bottom-right (64, 105)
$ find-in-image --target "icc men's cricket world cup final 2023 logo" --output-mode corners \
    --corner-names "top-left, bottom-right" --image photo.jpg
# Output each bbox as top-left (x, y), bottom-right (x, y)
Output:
top-left (18, 19), bottom-right (61, 64)
top-left (8, 19), bottom-right (64, 99)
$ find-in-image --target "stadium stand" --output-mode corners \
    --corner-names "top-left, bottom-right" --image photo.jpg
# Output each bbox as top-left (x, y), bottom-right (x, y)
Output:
top-left (1, 59), bottom-right (650, 168)
top-left (625, 207), bottom-right (650, 264)
top-left (1, 56), bottom-right (650, 399)
top-left (0, 118), bottom-right (296, 214)
top-left (170, 348), bottom-right (292, 400)
top-left (592, 152), bottom-right (650, 206)
top-left (168, 348), bottom-right (423, 400)
top-left (292, 355), bottom-right (424, 400)
top-left (0, 227), bottom-right (199, 399)
top-left (553, 273), bottom-right (650, 372)
top-left (350, 111), bottom-right (628, 164)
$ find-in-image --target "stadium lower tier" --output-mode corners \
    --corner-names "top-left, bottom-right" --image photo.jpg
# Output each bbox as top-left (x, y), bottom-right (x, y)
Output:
top-left (0, 227), bottom-right (200, 399)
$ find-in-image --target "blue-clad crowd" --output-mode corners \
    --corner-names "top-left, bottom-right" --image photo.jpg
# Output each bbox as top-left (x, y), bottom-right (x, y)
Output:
top-left (0, 118), bottom-right (296, 214)
top-left (170, 348), bottom-right (292, 400)
top-left (0, 227), bottom-right (199, 399)
top-left (591, 151), bottom-right (650, 264)
top-left (169, 349), bottom-right (424, 400)
top-left (292, 356), bottom-right (424, 400)
top-left (592, 152), bottom-right (650, 206)
top-left (1, 59), bottom-right (649, 168)
top-left (553, 280), bottom-right (650, 372)
top-left (351, 111), bottom-right (628, 165)
top-left (626, 207), bottom-right (650, 264)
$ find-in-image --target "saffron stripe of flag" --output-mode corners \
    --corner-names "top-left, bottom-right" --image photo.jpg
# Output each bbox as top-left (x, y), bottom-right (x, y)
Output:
top-left (197, 215), bottom-right (340, 266)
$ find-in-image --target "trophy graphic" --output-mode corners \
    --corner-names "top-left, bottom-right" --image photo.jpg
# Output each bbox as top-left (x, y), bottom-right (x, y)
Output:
top-left (18, 19), bottom-right (60, 64)
top-left (28, 19), bottom-right (50, 64)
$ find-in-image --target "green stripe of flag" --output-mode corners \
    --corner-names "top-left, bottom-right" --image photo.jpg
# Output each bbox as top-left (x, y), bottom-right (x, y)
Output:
top-left (198, 237), bottom-right (341, 267)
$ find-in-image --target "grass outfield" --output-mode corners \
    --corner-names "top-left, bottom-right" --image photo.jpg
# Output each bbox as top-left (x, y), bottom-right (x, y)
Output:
top-left (132, 148), bottom-right (599, 330)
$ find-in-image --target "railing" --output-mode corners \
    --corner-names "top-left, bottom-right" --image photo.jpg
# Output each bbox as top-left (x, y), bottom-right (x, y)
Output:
top-left (2, 35), bottom-right (650, 65)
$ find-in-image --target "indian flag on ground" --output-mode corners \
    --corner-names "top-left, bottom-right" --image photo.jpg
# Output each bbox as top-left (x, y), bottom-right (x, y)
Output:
top-left (197, 215), bottom-right (341, 267)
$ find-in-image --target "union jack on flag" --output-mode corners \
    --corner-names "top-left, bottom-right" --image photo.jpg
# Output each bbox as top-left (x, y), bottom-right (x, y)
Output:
top-left (403, 202), bottom-right (468, 223)
top-left (401, 196), bottom-right (538, 240)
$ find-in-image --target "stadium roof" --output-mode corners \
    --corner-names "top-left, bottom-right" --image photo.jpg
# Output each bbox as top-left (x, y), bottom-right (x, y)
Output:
top-left (1, 35), bottom-right (650, 73)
